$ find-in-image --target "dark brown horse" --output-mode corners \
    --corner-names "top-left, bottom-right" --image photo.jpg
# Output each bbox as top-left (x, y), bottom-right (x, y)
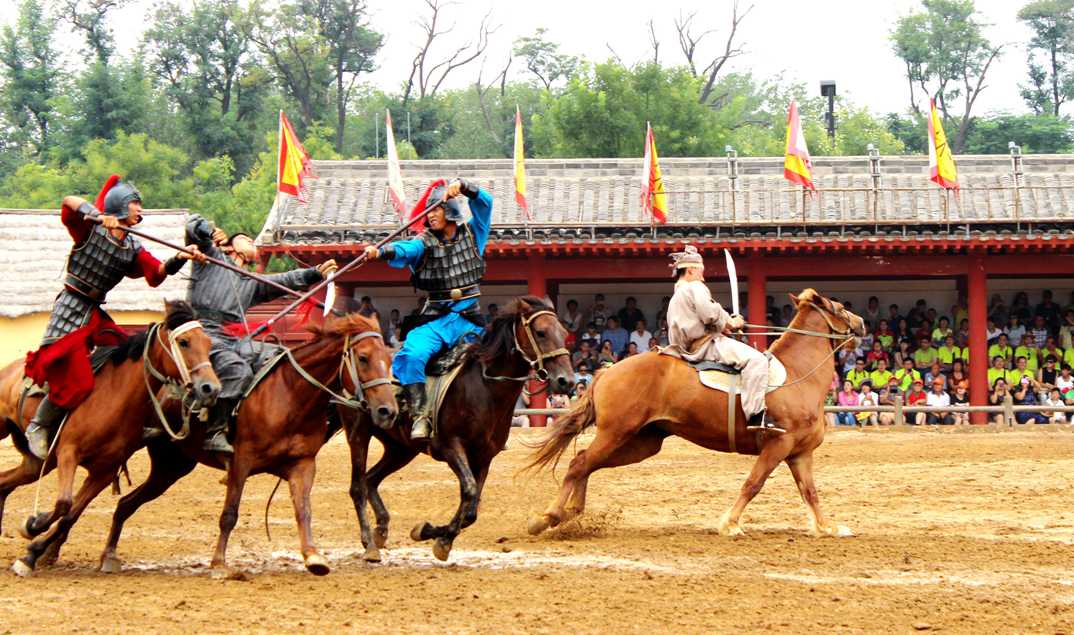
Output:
top-left (344, 296), bottom-right (574, 562)
top-left (95, 312), bottom-right (396, 577)
top-left (525, 289), bottom-right (865, 538)
top-left (8, 300), bottom-right (221, 576)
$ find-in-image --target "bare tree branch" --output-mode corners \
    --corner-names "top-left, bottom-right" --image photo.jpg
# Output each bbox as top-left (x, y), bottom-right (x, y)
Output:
top-left (403, 0), bottom-right (497, 103)
top-left (605, 42), bottom-right (626, 67)
top-left (674, 11), bottom-right (716, 77)
top-left (647, 19), bottom-right (660, 65)
top-left (696, 0), bottom-right (753, 105)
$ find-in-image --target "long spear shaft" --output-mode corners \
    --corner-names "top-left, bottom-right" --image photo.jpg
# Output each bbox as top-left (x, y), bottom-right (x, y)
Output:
top-left (91, 217), bottom-right (332, 312)
top-left (249, 206), bottom-right (435, 339)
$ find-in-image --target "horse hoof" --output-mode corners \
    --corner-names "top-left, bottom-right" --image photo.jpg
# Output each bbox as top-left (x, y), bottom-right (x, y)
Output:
top-left (716, 512), bottom-right (744, 537)
top-left (304, 553), bottom-right (330, 576)
top-left (410, 522), bottom-right (432, 542)
top-left (527, 515), bottom-right (550, 536)
top-left (11, 558), bottom-right (33, 578)
top-left (432, 538), bottom-right (453, 562)
top-left (833, 525), bottom-right (854, 537)
top-left (373, 526), bottom-right (388, 549)
top-left (362, 547), bottom-right (382, 563)
top-left (100, 556), bottom-right (122, 574)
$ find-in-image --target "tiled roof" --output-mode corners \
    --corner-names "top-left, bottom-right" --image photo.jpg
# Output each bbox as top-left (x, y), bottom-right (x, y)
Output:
top-left (0, 210), bottom-right (189, 318)
top-left (258, 155), bottom-right (1074, 246)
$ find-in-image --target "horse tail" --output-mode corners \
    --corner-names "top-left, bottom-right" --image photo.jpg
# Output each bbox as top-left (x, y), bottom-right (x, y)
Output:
top-left (521, 372), bottom-right (602, 475)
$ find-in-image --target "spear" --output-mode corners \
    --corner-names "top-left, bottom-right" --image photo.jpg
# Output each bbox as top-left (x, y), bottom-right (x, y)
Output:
top-left (90, 217), bottom-right (337, 314)
top-left (247, 205), bottom-right (436, 339)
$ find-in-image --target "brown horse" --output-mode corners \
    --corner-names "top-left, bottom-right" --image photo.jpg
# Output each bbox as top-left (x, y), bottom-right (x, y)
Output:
top-left (94, 312), bottom-right (397, 577)
top-left (8, 300), bottom-right (221, 576)
top-left (525, 289), bottom-right (865, 538)
top-left (344, 296), bottom-right (574, 562)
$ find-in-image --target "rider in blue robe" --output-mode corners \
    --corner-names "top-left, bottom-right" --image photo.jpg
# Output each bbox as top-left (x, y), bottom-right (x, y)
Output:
top-left (364, 178), bottom-right (492, 440)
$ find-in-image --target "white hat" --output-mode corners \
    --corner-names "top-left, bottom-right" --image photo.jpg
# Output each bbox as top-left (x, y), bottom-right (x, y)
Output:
top-left (669, 245), bottom-right (704, 277)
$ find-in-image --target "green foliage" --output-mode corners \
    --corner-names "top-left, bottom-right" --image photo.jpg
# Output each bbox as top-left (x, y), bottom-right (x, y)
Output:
top-left (1018, 0), bottom-right (1074, 115)
top-left (513, 28), bottom-right (579, 91)
top-left (0, 0), bottom-right (59, 156)
top-left (964, 113), bottom-right (1074, 153)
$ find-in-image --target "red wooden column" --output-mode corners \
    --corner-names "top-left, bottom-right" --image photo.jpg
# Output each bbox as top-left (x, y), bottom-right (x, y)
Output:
top-left (526, 253), bottom-right (548, 427)
top-left (968, 255), bottom-right (989, 424)
top-left (747, 256), bottom-right (767, 350)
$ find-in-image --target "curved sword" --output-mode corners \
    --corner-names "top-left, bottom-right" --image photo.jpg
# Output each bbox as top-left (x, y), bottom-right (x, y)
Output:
top-left (723, 249), bottom-right (740, 316)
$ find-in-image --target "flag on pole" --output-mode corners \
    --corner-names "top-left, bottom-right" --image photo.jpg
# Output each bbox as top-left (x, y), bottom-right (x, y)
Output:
top-left (513, 106), bottom-right (532, 221)
top-left (928, 98), bottom-right (959, 189)
top-left (783, 100), bottom-right (815, 191)
top-left (277, 110), bottom-right (314, 202)
top-left (640, 122), bottom-right (668, 224)
top-left (385, 110), bottom-right (407, 219)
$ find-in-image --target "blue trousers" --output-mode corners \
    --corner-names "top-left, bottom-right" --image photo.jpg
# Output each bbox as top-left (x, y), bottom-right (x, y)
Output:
top-left (392, 313), bottom-right (483, 385)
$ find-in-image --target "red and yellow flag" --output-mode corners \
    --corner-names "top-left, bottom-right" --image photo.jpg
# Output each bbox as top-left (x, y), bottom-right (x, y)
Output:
top-left (783, 100), bottom-right (815, 191)
top-left (277, 110), bottom-right (313, 202)
top-left (513, 106), bottom-right (532, 221)
top-left (386, 110), bottom-right (407, 219)
top-left (640, 122), bottom-right (668, 224)
top-left (928, 99), bottom-right (959, 190)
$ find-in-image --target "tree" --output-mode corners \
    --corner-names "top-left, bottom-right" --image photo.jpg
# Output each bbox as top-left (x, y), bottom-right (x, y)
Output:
top-left (512, 28), bottom-right (578, 91)
top-left (891, 0), bottom-right (1003, 152)
top-left (1018, 0), bottom-right (1074, 115)
top-left (963, 113), bottom-right (1074, 153)
top-left (402, 0), bottom-right (496, 104)
top-left (61, 0), bottom-right (129, 63)
top-left (0, 0), bottom-right (60, 156)
top-left (673, 1), bottom-right (753, 105)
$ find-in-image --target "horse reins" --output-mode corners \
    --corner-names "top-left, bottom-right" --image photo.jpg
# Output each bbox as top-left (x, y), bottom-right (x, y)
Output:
top-left (143, 320), bottom-right (210, 440)
top-left (482, 310), bottom-right (570, 382)
top-left (284, 330), bottom-right (392, 411)
top-left (745, 300), bottom-right (859, 390)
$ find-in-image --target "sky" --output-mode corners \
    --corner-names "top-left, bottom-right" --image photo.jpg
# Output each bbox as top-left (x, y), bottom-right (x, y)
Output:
top-left (5, 0), bottom-right (1038, 116)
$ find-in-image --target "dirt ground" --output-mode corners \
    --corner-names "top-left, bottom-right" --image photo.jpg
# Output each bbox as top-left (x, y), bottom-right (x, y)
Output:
top-left (2, 426), bottom-right (1074, 634)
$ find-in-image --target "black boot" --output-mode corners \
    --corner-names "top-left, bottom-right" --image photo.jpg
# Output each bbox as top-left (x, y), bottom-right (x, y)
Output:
top-left (202, 398), bottom-right (235, 454)
top-left (403, 383), bottom-right (431, 441)
top-left (25, 396), bottom-right (67, 460)
top-left (746, 409), bottom-right (787, 433)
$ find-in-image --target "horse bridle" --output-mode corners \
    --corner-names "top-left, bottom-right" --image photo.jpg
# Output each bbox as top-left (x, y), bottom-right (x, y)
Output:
top-left (483, 309), bottom-right (571, 383)
top-left (143, 320), bottom-right (212, 440)
top-left (282, 329), bottom-right (393, 411)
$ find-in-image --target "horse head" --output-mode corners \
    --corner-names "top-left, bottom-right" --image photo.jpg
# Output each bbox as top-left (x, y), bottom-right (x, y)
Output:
top-left (316, 312), bottom-right (397, 428)
top-left (789, 289), bottom-right (866, 338)
top-left (502, 296), bottom-right (575, 395)
top-left (154, 300), bottom-right (220, 410)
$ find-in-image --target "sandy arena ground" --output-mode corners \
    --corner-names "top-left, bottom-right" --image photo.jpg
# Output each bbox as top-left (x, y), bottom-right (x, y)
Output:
top-left (2, 426), bottom-right (1074, 633)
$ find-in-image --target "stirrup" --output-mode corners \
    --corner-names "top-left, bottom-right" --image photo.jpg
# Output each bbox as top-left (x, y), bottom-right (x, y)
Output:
top-left (746, 414), bottom-right (786, 434)
top-left (203, 430), bottom-right (234, 454)
top-left (410, 416), bottom-right (431, 441)
top-left (25, 423), bottom-right (51, 460)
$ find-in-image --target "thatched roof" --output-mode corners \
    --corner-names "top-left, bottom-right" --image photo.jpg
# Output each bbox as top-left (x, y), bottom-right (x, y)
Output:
top-left (0, 209), bottom-right (189, 319)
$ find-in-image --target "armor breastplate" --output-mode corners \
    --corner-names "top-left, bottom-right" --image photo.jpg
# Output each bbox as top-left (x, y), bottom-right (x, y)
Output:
top-left (410, 224), bottom-right (485, 294)
top-left (64, 225), bottom-right (140, 302)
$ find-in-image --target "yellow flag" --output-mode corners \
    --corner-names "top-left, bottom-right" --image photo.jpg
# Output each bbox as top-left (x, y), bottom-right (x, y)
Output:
top-left (513, 106), bottom-right (532, 221)
top-left (277, 111), bottom-right (313, 201)
top-left (640, 122), bottom-right (668, 223)
top-left (928, 99), bottom-right (959, 189)
top-left (783, 100), bottom-right (815, 190)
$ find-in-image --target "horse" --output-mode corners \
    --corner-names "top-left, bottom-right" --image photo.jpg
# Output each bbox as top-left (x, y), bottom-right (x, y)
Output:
top-left (524, 289), bottom-right (865, 538)
top-left (343, 296), bottom-right (574, 562)
top-left (7, 300), bottom-right (221, 576)
top-left (94, 312), bottom-right (397, 577)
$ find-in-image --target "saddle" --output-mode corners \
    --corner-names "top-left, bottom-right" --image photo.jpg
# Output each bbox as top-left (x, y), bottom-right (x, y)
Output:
top-left (687, 356), bottom-right (787, 395)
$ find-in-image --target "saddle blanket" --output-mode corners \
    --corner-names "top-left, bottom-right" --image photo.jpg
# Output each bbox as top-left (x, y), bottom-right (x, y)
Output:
top-left (696, 355), bottom-right (787, 394)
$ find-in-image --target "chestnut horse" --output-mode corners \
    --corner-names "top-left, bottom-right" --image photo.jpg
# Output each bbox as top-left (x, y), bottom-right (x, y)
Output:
top-left (525, 289), bottom-right (865, 538)
top-left (94, 312), bottom-right (397, 577)
top-left (344, 296), bottom-right (574, 562)
top-left (8, 300), bottom-right (221, 576)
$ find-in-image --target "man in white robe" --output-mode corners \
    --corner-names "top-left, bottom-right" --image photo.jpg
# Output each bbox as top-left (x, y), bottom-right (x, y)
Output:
top-left (662, 245), bottom-right (777, 431)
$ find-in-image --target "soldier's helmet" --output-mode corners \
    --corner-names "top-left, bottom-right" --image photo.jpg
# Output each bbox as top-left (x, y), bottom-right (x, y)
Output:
top-left (423, 183), bottom-right (465, 223)
top-left (102, 181), bottom-right (142, 219)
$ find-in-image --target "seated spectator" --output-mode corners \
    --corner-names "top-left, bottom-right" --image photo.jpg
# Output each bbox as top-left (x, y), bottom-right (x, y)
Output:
top-left (1059, 309), bottom-right (1074, 351)
top-left (1006, 315), bottom-right (1026, 347)
top-left (950, 382), bottom-right (970, 425)
top-left (574, 363), bottom-right (594, 386)
top-left (988, 356), bottom-right (1009, 387)
top-left (1013, 375), bottom-right (1048, 424)
top-left (988, 333), bottom-right (1013, 368)
top-left (887, 304), bottom-right (904, 329)
top-left (601, 317), bottom-right (628, 356)
top-left (985, 319), bottom-right (1003, 345)
top-left (559, 299), bottom-right (584, 336)
top-left (858, 322), bottom-right (874, 353)
top-left (572, 340), bottom-right (593, 369)
top-left (907, 299), bottom-right (928, 328)
top-left (989, 378), bottom-right (1010, 425)
top-left (629, 319), bottom-right (653, 352)
top-left (1013, 340), bottom-right (1039, 373)
top-left (988, 294), bottom-right (1009, 329)
top-left (598, 340), bottom-right (618, 365)
top-left (931, 317), bottom-right (953, 346)
top-left (949, 359), bottom-right (968, 389)
top-left (1006, 356), bottom-right (1034, 386)
top-left (876, 319), bottom-right (894, 350)
top-left (648, 338), bottom-right (660, 352)
top-left (957, 319), bottom-right (971, 347)
top-left (1039, 355), bottom-right (1060, 391)
top-left (836, 380), bottom-right (859, 426)
top-left (1037, 289), bottom-right (1062, 331)
top-left (389, 326), bottom-right (402, 350)
top-left (1029, 315), bottom-right (1050, 349)
top-left (571, 380), bottom-right (589, 404)
top-left (1041, 337), bottom-right (1064, 369)
top-left (588, 294), bottom-right (608, 331)
top-left (617, 296), bottom-right (645, 332)
top-left (1057, 364), bottom-right (1074, 397)
top-left (893, 339), bottom-right (913, 368)
top-left (839, 345), bottom-right (862, 377)
top-left (1010, 291), bottom-right (1031, 323)
top-left (895, 318), bottom-right (913, 344)
top-left (866, 341), bottom-right (889, 370)
top-left (1043, 388), bottom-right (1068, 423)
top-left (847, 358), bottom-right (870, 388)
top-left (905, 379), bottom-right (928, 424)
top-left (895, 358), bottom-right (922, 392)
top-left (857, 382), bottom-right (879, 426)
top-left (580, 322), bottom-right (601, 348)
top-left (877, 377), bottom-right (900, 425)
top-left (952, 300), bottom-right (968, 330)
top-left (913, 338), bottom-right (938, 371)
top-left (925, 378), bottom-right (953, 425)
top-left (623, 341), bottom-right (640, 358)
top-left (924, 362), bottom-right (946, 390)
top-left (654, 319), bottom-right (670, 346)
top-left (864, 296), bottom-right (882, 329)
top-left (936, 334), bottom-right (960, 372)
top-left (869, 358), bottom-right (894, 389)
top-left (913, 319), bottom-right (934, 345)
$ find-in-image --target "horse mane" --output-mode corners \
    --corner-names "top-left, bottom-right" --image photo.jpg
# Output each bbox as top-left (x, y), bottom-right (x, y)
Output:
top-left (477, 295), bottom-right (552, 365)
top-left (110, 299), bottom-right (198, 364)
top-left (768, 288), bottom-right (825, 357)
top-left (306, 312), bottom-right (382, 338)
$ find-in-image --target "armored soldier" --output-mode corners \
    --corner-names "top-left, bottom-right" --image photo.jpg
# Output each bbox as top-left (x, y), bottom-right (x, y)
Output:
top-left (363, 178), bottom-right (492, 440)
top-left (184, 215), bottom-right (337, 453)
top-left (664, 246), bottom-right (780, 431)
top-left (23, 175), bottom-right (205, 459)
